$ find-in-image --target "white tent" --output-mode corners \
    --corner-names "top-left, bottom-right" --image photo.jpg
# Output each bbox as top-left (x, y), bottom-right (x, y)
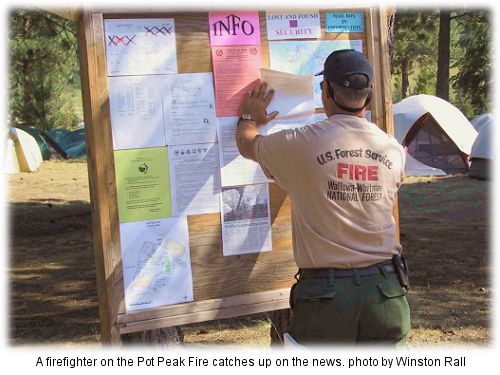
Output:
top-left (393, 95), bottom-right (478, 174)
top-left (404, 153), bottom-right (446, 177)
top-left (470, 113), bottom-right (492, 132)
top-left (3, 127), bottom-right (43, 173)
top-left (468, 115), bottom-right (493, 180)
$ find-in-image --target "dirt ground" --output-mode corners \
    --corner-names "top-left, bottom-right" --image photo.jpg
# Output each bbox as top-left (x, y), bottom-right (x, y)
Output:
top-left (7, 160), bottom-right (491, 346)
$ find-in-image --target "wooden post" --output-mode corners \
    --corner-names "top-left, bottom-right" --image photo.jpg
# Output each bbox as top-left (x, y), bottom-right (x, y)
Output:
top-left (377, 7), bottom-right (400, 240)
top-left (76, 10), bottom-right (123, 344)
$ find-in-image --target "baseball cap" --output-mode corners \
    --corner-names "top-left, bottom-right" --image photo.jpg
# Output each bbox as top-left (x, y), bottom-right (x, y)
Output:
top-left (315, 49), bottom-right (373, 89)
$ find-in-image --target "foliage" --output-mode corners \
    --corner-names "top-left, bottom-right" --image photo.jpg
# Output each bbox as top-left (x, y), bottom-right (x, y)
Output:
top-left (9, 9), bottom-right (81, 131)
top-left (391, 8), bottom-right (491, 118)
top-left (391, 10), bottom-right (438, 100)
top-left (450, 11), bottom-right (492, 116)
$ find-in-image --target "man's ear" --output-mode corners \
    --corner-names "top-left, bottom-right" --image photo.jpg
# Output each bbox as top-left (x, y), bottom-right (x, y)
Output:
top-left (321, 80), bottom-right (329, 101)
top-left (321, 80), bottom-right (332, 99)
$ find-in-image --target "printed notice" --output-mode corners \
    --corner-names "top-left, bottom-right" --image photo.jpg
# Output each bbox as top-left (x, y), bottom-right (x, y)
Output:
top-left (109, 75), bottom-right (166, 150)
top-left (120, 217), bottom-right (193, 311)
top-left (169, 143), bottom-right (221, 216)
top-left (163, 73), bottom-right (218, 145)
top-left (212, 46), bottom-right (262, 116)
top-left (217, 116), bottom-right (268, 186)
top-left (114, 147), bottom-right (172, 223)
top-left (325, 12), bottom-right (364, 33)
top-left (269, 40), bottom-right (363, 108)
top-left (104, 18), bottom-right (177, 76)
top-left (266, 10), bottom-right (321, 40)
top-left (260, 69), bottom-right (315, 119)
top-left (221, 184), bottom-right (272, 256)
top-left (209, 11), bottom-right (261, 46)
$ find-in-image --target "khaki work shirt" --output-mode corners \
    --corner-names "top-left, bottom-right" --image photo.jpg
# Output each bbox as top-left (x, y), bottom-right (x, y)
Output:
top-left (255, 114), bottom-right (405, 268)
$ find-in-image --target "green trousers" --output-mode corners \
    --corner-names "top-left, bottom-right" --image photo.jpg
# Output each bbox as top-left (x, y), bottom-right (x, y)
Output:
top-left (288, 268), bottom-right (410, 345)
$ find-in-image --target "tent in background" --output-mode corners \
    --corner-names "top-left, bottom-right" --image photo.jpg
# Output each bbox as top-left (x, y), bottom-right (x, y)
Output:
top-left (20, 126), bottom-right (51, 160)
top-left (3, 127), bottom-right (43, 173)
top-left (404, 153), bottom-right (446, 177)
top-left (56, 128), bottom-right (86, 158)
top-left (468, 115), bottom-right (492, 180)
top-left (470, 113), bottom-right (492, 132)
top-left (45, 127), bottom-right (87, 159)
top-left (393, 95), bottom-right (477, 174)
top-left (47, 128), bottom-right (71, 144)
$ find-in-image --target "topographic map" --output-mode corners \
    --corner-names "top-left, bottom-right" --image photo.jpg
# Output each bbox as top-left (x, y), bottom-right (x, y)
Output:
top-left (120, 217), bottom-right (193, 312)
top-left (269, 40), bottom-right (363, 107)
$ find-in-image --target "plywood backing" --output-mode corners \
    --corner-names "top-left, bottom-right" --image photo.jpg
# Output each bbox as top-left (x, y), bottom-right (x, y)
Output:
top-left (77, 8), bottom-right (392, 342)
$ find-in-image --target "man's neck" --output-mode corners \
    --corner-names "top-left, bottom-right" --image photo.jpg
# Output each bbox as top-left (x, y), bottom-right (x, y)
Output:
top-left (326, 107), bottom-right (366, 119)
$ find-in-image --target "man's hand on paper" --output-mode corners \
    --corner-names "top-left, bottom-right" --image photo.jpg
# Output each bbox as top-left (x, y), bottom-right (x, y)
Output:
top-left (240, 82), bottom-right (279, 126)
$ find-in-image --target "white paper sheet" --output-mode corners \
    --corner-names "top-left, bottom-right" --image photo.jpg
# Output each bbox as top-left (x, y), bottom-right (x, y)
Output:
top-left (168, 143), bottom-right (221, 216)
top-left (260, 69), bottom-right (315, 119)
top-left (269, 40), bottom-right (363, 108)
top-left (220, 184), bottom-right (272, 256)
top-left (105, 18), bottom-right (178, 76)
top-left (163, 73), bottom-right (218, 145)
top-left (260, 115), bottom-right (315, 136)
top-left (120, 217), bottom-right (193, 312)
top-left (266, 10), bottom-right (321, 40)
top-left (217, 117), bottom-right (269, 187)
top-left (109, 76), bottom-right (166, 150)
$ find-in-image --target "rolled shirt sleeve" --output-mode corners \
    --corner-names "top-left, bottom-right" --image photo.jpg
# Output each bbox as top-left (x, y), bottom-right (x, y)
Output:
top-left (254, 129), bottom-right (301, 192)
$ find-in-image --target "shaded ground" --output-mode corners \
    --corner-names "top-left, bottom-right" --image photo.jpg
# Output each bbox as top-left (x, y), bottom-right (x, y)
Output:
top-left (7, 161), bottom-right (491, 346)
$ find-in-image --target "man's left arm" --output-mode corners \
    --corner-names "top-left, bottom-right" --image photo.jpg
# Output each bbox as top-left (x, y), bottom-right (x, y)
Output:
top-left (236, 82), bottom-right (279, 161)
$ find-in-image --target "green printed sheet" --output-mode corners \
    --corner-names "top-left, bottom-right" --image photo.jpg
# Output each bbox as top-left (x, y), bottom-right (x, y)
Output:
top-left (114, 147), bottom-right (172, 223)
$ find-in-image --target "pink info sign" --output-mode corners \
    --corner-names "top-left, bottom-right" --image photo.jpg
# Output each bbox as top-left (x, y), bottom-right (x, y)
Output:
top-left (209, 11), bottom-right (261, 46)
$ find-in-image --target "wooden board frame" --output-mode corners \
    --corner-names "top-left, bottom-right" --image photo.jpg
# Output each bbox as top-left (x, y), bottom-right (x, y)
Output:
top-left (76, 7), bottom-right (397, 344)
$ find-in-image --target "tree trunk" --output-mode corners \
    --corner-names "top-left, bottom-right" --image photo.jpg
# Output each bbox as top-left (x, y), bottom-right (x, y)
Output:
top-left (269, 309), bottom-right (291, 346)
top-left (387, 10), bottom-right (396, 64)
top-left (401, 58), bottom-right (410, 99)
top-left (121, 327), bottom-right (184, 347)
top-left (436, 10), bottom-right (451, 100)
top-left (22, 16), bottom-right (33, 126)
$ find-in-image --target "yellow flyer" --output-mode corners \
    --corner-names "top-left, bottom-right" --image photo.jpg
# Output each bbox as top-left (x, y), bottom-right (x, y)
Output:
top-left (114, 147), bottom-right (172, 223)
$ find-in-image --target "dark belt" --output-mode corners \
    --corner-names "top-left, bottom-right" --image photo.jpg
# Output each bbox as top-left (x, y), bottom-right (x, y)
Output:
top-left (299, 261), bottom-right (395, 279)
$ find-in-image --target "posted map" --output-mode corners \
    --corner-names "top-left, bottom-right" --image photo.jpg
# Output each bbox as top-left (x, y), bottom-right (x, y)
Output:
top-left (119, 217), bottom-right (193, 312)
top-left (269, 40), bottom-right (363, 107)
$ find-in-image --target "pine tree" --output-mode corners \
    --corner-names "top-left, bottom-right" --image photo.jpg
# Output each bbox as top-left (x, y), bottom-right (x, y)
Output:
top-left (391, 10), bottom-right (438, 101)
top-left (451, 11), bottom-right (491, 116)
top-left (9, 9), bottom-right (80, 131)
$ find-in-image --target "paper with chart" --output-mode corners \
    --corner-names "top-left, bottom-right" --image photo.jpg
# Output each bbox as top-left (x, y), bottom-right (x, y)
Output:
top-left (104, 18), bottom-right (177, 76)
top-left (109, 76), bottom-right (166, 150)
top-left (120, 217), bottom-right (193, 312)
top-left (221, 184), bottom-right (272, 256)
top-left (260, 69), bottom-right (315, 119)
top-left (217, 116), bottom-right (268, 187)
top-left (168, 143), bottom-right (221, 216)
top-left (269, 40), bottom-right (363, 107)
top-left (163, 73), bottom-right (218, 145)
top-left (114, 147), bottom-right (172, 223)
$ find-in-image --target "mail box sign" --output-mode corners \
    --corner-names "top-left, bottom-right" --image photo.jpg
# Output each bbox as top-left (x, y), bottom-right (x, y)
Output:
top-left (209, 11), bottom-right (261, 46)
top-left (325, 12), bottom-right (364, 33)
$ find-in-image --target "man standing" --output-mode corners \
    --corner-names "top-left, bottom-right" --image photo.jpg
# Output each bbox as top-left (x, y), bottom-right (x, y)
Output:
top-left (236, 49), bottom-right (409, 345)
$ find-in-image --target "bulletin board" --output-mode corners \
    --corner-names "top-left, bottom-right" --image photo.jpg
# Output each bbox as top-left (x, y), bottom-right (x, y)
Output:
top-left (75, 7), bottom-right (396, 344)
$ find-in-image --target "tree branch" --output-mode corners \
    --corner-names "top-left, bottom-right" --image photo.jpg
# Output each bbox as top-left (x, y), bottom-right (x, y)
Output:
top-left (450, 11), bottom-right (476, 20)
